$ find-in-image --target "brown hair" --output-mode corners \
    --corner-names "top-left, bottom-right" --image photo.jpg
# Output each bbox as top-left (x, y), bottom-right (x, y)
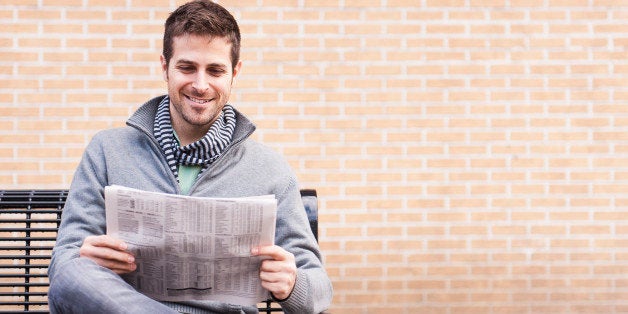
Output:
top-left (163, 1), bottom-right (241, 70)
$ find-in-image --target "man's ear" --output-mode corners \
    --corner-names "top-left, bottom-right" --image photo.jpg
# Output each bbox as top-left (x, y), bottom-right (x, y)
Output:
top-left (232, 60), bottom-right (243, 84)
top-left (160, 55), bottom-right (168, 81)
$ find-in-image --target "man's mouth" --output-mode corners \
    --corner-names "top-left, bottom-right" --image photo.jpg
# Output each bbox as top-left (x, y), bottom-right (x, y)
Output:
top-left (185, 95), bottom-right (213, 104)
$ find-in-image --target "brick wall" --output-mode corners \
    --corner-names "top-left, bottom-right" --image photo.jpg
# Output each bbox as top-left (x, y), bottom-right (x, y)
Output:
top-left (2, 0), bottom-right (628, 313)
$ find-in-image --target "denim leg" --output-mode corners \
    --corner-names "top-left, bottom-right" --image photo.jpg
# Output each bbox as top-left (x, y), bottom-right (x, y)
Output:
top-left (48, 258), bottom-right (179, 314)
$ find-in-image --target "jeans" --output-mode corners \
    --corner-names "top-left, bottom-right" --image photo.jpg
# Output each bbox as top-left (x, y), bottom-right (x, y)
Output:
top-left (48, 258), bottom-right (218, 314)
top-left (48, 258), bottom-right (258, 314)
top-left (48, 258), bottom-right (178, 314)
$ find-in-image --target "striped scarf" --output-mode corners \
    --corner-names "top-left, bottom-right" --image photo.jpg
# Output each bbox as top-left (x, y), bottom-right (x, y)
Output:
top-left (153, 96), bottom-right (236, 179)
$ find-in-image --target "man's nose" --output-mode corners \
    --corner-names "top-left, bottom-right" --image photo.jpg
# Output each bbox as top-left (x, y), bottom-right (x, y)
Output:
top-left (192, 74), bottom-right (209, 94)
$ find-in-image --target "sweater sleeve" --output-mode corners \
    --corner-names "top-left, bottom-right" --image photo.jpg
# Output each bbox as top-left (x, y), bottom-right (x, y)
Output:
top-left (273, 179), bottom-right (333, 314)
top-left (49, 133), bottom-right (109, 280)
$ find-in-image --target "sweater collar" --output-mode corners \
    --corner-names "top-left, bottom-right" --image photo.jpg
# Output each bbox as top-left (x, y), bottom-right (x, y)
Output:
top-left (126, 95), bottom-right (256, 146)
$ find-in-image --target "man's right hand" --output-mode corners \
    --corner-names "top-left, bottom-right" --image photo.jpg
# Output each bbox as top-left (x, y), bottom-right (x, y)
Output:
top-left (79, 235), bottom-right (136, 275)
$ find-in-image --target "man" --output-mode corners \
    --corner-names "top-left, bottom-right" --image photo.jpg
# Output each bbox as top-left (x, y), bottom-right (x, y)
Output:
top-left (48, 1), bottom-right (333, 313)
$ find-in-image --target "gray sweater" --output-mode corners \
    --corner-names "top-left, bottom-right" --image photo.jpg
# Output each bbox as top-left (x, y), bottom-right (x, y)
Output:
top-left (49, 95), bottom-right (332, 314)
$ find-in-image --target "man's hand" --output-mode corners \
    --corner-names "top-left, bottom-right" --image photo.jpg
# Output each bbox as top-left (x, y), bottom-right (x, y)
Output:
top-left (79, 235), bottom-right (136, 275)
top-left (252, 245), bottom-right (297, 301)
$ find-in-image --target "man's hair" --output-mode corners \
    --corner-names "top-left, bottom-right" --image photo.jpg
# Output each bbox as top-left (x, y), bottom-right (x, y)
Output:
top-left (163, 0), bottom-right (241, 70)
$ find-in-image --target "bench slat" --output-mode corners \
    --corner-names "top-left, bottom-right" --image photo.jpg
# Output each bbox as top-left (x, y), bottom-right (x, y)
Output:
top-left (0, 283), bottom-right (49, 287)
top-left (0, 292), bottom-right (47, 297)
top-left (0, 265), bottom-right (50, 269)
top-left (0, 237), bottom-right (58, 242)
top-left (0, 274), bottom-right (49, 278)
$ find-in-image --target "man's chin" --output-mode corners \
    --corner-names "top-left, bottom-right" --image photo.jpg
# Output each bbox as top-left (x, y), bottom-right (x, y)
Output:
top-left (183, 114), bottom-right (220, 128)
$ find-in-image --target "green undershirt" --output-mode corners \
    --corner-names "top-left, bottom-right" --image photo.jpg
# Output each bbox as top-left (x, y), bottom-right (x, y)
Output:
top-left (173, 132), bottom-right (202, 195)
top-left (178, 164), bottom-right (202, 195)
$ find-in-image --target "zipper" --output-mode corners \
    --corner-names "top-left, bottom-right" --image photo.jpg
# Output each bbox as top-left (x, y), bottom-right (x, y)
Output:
top-left (186, 125), bottom-right (255, 194)
top-left (126, 109), bottom-right (256, 196)
top-left (126, 119), bottom-right (181, 194)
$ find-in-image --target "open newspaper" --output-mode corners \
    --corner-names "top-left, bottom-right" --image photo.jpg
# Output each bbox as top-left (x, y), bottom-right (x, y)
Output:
top-left (104, 185), bottom-right (277, 306)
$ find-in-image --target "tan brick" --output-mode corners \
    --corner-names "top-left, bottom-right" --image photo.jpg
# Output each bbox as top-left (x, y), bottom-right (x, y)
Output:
top-left (43, 161), bottom-right (80, 171)
top-left (427, 266), bottom-right (468, 276)
top-left (0, 107), bottom-right (40, 117)
top-left (43, 134), bottom-right (86, 144)
top-left (17, 120), bottom-right (63, 131)
top-left (388, 240), bottom-right (423, 251)
top-left (407, 226), bottom-right (444, 236)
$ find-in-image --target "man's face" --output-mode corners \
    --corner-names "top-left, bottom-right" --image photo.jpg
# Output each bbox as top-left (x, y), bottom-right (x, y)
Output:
top-left (160, 34), bottom-right (241, 143)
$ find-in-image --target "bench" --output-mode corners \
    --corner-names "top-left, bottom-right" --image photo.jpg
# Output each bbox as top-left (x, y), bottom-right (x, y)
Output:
top-left (0, 189), bottom-right (318, 313)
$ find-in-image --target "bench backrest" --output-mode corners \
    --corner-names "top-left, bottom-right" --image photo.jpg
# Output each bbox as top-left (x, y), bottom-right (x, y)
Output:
top-left (0, 189), bottom-right (318, 313)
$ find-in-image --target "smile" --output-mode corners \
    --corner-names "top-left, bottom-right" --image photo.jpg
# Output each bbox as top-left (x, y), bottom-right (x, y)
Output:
top-left (186, 95), bottom-right (213, 104)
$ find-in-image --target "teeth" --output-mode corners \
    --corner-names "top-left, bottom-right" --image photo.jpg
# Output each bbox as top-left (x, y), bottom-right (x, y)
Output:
top-left (187, 96), bottom-right (211, 104)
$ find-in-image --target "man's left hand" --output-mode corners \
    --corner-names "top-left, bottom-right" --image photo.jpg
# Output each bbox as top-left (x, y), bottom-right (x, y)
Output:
top-left (252, 245), bottom-right (297, 300)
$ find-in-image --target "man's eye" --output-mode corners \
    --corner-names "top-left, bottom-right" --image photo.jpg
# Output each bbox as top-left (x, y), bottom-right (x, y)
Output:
top-left (178, 67), bottom-right (195, 73)
top-left (208, 69), bottom-right (226, 76)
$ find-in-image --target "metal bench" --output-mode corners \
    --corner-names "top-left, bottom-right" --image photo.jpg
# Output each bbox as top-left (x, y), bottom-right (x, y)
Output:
top-left (0, 189), bottom-right (318, 313)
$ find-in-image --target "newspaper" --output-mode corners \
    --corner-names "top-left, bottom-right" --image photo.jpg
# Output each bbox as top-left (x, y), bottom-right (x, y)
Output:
top-left (104, 185), bottom-right (277, 306)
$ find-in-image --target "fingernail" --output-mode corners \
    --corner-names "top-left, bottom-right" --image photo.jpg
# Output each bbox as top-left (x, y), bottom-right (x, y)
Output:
top-left (120, 243), bottom-right (128, 250)
top-left (128, 256), bottom-right (135, 263)
top-left (251, 247), bottom-right (258, 255)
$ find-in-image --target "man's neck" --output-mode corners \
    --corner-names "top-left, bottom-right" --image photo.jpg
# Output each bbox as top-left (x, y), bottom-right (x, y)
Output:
top-left (172, 123), bottom-right (211, 146)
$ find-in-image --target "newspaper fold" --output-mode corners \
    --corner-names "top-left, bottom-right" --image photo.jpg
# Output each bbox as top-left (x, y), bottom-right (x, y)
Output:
top-left (104, 185), bottom-right (277, 306)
